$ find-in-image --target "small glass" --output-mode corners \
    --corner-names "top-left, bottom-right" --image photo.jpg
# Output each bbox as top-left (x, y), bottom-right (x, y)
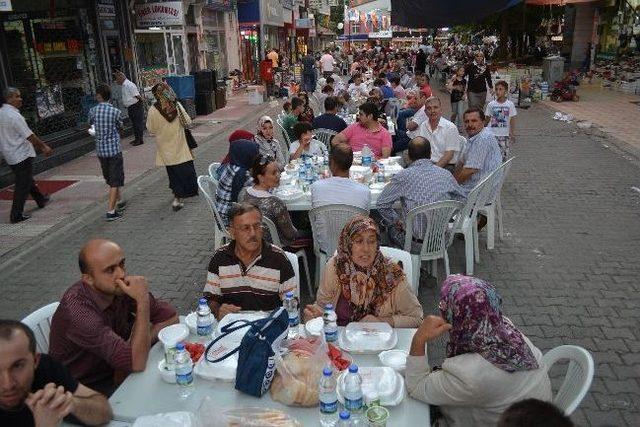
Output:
top-left (366, 405), bottom-right (389, 427)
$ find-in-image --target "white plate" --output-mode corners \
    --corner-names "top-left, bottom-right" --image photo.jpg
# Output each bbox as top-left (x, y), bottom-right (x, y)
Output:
top-left (215, 311), bottom-right (268, 343)
top-left (338, 322), bottom-right (398, 353)
top-left (275, 186), bottom-right (305, 200)
top-left (369, 182), bottom-right (386, 191)
top-left (157, 359), bottom-right (176, 384)
top-left (337, 367), bottom-right (405, 406)
top-left (379, 349), bottom-right (408, 373)
top-left (305, 317), bottom-right (324, 336)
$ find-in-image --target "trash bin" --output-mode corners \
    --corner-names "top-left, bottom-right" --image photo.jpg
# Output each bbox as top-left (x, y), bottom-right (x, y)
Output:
top-left (215, 79), bottom-right (226, 109)
top-left (542, 56), bottom-right (565, 87)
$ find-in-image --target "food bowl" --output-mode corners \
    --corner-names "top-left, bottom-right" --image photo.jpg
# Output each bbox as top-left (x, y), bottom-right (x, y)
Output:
top-left (378, 349), bottom-right (408, 373)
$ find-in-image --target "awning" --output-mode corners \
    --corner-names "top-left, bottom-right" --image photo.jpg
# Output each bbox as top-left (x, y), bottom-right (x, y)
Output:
top-left (391, 0), bottom-right (522, 28)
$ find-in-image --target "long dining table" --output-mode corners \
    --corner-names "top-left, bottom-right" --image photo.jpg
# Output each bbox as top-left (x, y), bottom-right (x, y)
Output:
top-left (107, 324), bottom-right (431, 426)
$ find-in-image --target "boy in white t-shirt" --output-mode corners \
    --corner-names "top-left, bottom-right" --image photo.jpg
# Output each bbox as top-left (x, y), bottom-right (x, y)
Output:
top-left (289, 121), bottom-right (328, 160)
top-left (485, 80), bottom-right (517, 160)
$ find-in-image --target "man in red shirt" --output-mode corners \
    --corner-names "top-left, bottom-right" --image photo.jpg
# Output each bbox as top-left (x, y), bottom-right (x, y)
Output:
top-left (49, 239), bottom-right (178, 395)
top-left (333, 102), bottom-right (392, 159)
top-left (416, 73), bottom-right (433, 98)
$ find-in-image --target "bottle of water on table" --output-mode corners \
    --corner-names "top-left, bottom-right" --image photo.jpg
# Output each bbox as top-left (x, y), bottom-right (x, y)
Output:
top-left (319, 367), bottom-right (338, 426)
top-left (323, 303), bottom-right (338, 343)
top-left (196, 297), bottom-right (214, 340)
top-left (174, 343), bottom-right (194, 399)
top-left (337, 410), bottom-right (352, 427)
top-left (342, 364), bottom-right (363, 420)
top-left (361, 144), bottom-right (373, 167)
top-left (284, 291), bottom-right (299, 339)
top-left (377, 162), bottom-right (385, 183)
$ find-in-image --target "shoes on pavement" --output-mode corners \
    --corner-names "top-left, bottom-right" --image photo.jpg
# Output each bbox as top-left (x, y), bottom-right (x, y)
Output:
top-left (10, 214), bottom-right (31, 223)
top-left (37, 194), bottom-right (50, 209)
top-left (116, 200), bottom-right (127, 211)
top-left (172, 202), bottom-right (184, 212)
top-left (130, 140), bottom-right (144, 146)
top-left (106, 211), bottom-right (123, 221)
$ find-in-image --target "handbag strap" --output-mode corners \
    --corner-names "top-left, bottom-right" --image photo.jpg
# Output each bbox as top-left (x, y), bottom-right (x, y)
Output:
top-left (205, 318), bottom-right (264, 363)
top-left (176, 102), bottom-right (189, 128)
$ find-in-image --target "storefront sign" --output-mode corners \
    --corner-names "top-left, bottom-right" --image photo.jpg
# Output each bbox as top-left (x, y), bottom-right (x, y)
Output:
top-left (368, 30), bottom-right (392, 39)
top-left (295, 18), bottom-right (313, 28)
top-left (0, 0), bottom-right (12, 12)
top-left (260, 0), bottom-right (283, 27)
top-left (135, 1), bottom-right (184, 28)
top-left (98, 4), bottom-right (116, 18)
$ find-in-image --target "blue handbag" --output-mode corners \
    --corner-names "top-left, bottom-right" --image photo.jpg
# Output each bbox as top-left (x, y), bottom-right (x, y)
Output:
top-left (206, 307), bottom-right (289, 397)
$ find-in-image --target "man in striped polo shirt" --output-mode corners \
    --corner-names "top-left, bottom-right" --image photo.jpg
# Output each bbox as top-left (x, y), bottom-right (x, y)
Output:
top-left (204, 203), bottom-right (297, 320)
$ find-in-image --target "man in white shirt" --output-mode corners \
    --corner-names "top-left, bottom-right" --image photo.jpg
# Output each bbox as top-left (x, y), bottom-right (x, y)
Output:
top-left (405, 90), bottom-right (428, 140)
top-left (319, 50), bottom-right (334, 79)
top-left (115, 71), bottom-right (145, 146)
top-left (0, 87), bottom-right (53, 223)
top-left (311, 143), bottom-right (370, 211)
top-left (418, 96), bottom-right (461, 171)
top-left (289, 121), bottom-right (328, 160)
top-left (347, 74), bottom-right (369, 98)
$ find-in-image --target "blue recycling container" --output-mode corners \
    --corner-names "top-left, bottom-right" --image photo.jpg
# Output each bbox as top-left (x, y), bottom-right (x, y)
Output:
top-left (165, 75), bottom-right (195, 99)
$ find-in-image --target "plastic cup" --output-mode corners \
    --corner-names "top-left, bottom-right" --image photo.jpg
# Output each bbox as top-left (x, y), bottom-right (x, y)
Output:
top-left (366, 405), bottom-right (389, 427)
top-left (158, 324), bottom-right (189, 370)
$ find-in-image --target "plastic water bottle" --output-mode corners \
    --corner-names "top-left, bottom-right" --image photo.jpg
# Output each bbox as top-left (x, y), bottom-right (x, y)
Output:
top-left (174, 343), bottom-right (194, 399)
top-left (323, 304), bottom-right (338, 343)
top-left (337, 410), bottom-right (351, 427)
top-left (319, 367), bottom-right (338, 426)
top-left (342, 364), bottom-right (363, 416)
top-left (361, 145), bottom-right (373, 166)
top-left (377, 163), bottom-right (385, 183)
top-left (284, 291), bottom-right (299, 339)
top-left (196, 298), bottom-right (214, 339)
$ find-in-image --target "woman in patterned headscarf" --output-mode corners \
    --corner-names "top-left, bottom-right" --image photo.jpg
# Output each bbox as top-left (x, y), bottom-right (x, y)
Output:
top-left (147, 82), bottom-right (198, 211)
top-left (253, 116), bottom-right (285, 167)
top-left (303, 215), bottom-right (422, 327)
top-left (405, 275), bottom-right (552, 426)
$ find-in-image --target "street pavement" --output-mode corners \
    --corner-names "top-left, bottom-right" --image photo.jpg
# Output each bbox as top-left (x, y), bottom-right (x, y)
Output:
top-left (1, 87), bottom-right (639, 426)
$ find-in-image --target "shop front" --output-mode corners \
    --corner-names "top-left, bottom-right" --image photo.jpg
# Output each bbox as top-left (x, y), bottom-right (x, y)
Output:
top-left (202, 7), bottom-right (228, 76)
top-left (0, 0), bottom-right (130, 142)
top-left (133, 1), bottom-right (194, 90)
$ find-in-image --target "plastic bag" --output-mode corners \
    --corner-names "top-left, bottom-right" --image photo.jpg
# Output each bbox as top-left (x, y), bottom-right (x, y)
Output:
top-left (133, 411), bottom-right (197, 427)
top-left (197, 397), bottom-right (301, 426)
top-left (269, 336), bottom-right (331, 407)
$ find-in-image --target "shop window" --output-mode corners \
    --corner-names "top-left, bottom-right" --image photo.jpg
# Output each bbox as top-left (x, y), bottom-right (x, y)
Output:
top-left (136, 32), bottom-right (169, 88)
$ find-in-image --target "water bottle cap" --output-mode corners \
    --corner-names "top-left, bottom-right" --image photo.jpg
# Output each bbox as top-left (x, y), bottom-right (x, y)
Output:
top-left (285, 291), bottom-right (294, 298)
top-left (339, 411), bottom-right (350, 420)
top-left (175, 342), bottom-right (185, 351)
top-left (324, 303), bottom-right (334, 310)
top-left (348, 364), bottom-right (358, 373)
top-left (323, 367), bottom-right (333, 376)
top-left (199, 298), bottom-right (207, 305)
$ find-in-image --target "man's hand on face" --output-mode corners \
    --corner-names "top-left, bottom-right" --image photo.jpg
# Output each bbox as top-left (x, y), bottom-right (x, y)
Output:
top-left (25, 383), bottom-right (74, 427)
top-left (115, 276), bottom-right (149, 304)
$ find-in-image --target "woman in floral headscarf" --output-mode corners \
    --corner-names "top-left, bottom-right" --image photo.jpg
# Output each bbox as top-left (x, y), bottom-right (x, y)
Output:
top-left (146, 82), bottom-right (198, 211)
top-left (296, 91), bottom-right (315, 123)
top-left (405, 275), bottom-right (551, 426)
top-left (253, 116), bottom-right (286, 167)
top-left (303, 215), bottom-right (422, 327)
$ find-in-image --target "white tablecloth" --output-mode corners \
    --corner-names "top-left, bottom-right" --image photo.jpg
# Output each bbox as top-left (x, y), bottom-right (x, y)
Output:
top-left (108, 328), bottom-right (430, 426)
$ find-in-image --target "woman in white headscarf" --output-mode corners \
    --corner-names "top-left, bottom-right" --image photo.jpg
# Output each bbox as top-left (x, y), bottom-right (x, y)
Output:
top-left (253, 115), bottom-right (286, 168)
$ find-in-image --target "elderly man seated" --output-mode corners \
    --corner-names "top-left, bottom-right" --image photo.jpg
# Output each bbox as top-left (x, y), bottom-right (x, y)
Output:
top-left (49, 239), bottom-right (178, 396)
top-left (204, 203), bottom-right (297, 320)
top-left (453, 108), bottom-right (502, 196)
top-left (377, 137), bottom-right (465, 247)
top-left (0, 320), bottom-right (112, 426)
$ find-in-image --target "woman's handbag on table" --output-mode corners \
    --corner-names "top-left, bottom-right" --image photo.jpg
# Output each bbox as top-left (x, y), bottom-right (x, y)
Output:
top-left (205, 307), bottom-right (289, 397)
top-left (177, 103), bottom-right (198, 150)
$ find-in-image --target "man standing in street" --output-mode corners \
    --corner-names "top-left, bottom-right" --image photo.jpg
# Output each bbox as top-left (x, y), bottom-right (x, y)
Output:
top-left (267, 48), bottom-right (279, 69)
top-left (0, 87), bottom-right (53, 224)
top-left (301, 52), bottom-right (317, 93)
top-left (465, 51), bottom-right (494, 111)
top-left (114, 71), bottom-right (145, 146)
top-left (89, 84), bottom-right (126, 221)
top-left (320, 49), bottom-right (335, 79)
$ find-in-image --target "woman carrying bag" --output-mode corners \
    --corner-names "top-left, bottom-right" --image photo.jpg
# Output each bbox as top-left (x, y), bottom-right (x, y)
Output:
top-left (146, 82), bottom-right (198, 211)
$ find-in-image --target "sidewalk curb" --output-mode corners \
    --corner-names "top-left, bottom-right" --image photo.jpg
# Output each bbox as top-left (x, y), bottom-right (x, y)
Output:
top-left (0, 100), bottom-right (278, 272)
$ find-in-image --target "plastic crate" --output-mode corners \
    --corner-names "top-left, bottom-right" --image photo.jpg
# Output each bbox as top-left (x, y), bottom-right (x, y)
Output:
top-left (165, 75), bottom-right (195, 99)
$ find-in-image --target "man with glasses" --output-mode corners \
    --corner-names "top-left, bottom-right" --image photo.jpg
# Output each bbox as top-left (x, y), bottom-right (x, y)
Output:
top-left (204, 203), bottom-right (297, 321)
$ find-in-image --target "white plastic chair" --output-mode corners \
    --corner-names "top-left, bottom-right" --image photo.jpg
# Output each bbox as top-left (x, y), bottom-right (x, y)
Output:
top-left (313, 128), bottom-right (337, 151)
top-left (275, 118), bottom-right (292, 151)
top-left (197, 175), bottom-right (231, 250)
top-left (21, 302), bottom-right (60, 353)
top-left (284, 251), bottom-right (301, 299)
top-left (208, 162), bottom-right (221, 181)
top-left (403, 200), bottom-right (464, 291)
top-left (479, 157), bottom-right (515, 249)
top-left (542, 345), bottom-right (595, 415)
top-left (262, 216), bottom-right (313, 298)
top-left (380, 246), bottom-right (415, 294)
top-left (309, 204), bottom-right (369, 286)
top-left (449, 171), bottom-right (495, 275)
